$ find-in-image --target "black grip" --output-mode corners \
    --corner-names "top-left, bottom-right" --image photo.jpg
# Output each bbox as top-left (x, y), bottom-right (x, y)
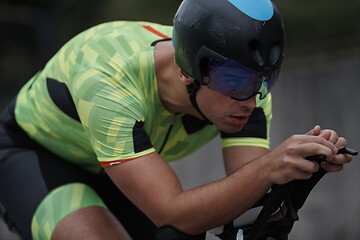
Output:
top-left (305, 147), bottom-right (358, 164)
top-left (338, 147), bottom-right (358, 155)
top-left (305, 154), bottom-right (327, 164)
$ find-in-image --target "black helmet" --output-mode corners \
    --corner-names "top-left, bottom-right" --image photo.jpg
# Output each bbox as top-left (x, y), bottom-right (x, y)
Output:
top-left (173, 0), bottom-right (286, 82)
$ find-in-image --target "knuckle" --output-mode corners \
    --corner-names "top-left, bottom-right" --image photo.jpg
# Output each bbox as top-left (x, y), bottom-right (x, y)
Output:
top-left (312, 162), bottom-right (320, 172)
top-left (286, 146), bottom-right (297, 156)
top-left (338, 137), bottom-right (347, 146)
top-left (332, 154), bottom-right (352, 164)
top-left (289, 134), bottom-right (301, 142)
top-left (310, 143), bottom-right (321, 153)
top-left (325, 129), bottom-right (336, 136)
top-left (316, 135), bottom-right (327, 144)
top-left (333, 155), bottom-right (343, 164)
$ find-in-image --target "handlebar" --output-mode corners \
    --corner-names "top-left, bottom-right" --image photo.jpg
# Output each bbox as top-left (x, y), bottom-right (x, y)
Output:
top-left (154, 148), bottom-right (358, 240)
top-left (218, 147), bottom-right (358, 240)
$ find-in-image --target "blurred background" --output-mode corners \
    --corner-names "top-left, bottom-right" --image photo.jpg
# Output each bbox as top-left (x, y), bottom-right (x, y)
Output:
top-left (0, 0), bottom-right (359, 239)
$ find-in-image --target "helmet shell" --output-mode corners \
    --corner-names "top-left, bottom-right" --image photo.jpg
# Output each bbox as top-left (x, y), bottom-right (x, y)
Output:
top-left (173, 0), bottom-right (286, 81)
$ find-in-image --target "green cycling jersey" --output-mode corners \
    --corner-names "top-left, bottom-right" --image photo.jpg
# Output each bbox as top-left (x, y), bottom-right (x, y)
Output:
top-left (14, 21), bottom-right (272, 173)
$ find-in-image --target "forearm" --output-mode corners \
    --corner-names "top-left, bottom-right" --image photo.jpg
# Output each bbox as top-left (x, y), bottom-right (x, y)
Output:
top-left (154, 156), bottom-right (272, 234)
top-left (106, 151), bottom-right (275, 236)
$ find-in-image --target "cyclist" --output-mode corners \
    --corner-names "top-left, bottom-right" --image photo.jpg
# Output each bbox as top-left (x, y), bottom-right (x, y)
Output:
top-left (0, 0), bottom-right (353, 239)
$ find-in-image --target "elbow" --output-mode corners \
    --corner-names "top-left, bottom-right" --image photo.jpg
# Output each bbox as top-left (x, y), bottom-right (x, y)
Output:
top-left (151, 207), bottom-right (207, 236)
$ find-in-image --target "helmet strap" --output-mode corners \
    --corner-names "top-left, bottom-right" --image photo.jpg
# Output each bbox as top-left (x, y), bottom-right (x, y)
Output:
top-left (186, 80), bottom-right (213, 125)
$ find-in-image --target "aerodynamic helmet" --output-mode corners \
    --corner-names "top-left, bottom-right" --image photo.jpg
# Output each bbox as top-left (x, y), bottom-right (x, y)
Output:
top-left (173, 0), bottom-right (285, 92)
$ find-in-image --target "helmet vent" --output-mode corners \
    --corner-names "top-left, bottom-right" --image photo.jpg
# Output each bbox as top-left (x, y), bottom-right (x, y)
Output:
top-left (249, 40), bottom-right (264, 67)
top-left (269, 43), bottom-right (281, 65)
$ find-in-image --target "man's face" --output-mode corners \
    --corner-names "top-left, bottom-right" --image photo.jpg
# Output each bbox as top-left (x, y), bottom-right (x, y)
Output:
top-left (195, 85), bottom-right (256, 133)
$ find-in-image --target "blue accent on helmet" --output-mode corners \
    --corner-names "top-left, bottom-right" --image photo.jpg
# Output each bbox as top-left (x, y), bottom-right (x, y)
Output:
top-left (227, 0), bottom-right (274, 21)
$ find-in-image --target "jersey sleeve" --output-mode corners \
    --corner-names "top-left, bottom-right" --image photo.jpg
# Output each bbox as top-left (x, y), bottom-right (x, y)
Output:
top-left (71, 65), bottom-right (156, 167)
top-left (220, 94), bottom-right (272, 149)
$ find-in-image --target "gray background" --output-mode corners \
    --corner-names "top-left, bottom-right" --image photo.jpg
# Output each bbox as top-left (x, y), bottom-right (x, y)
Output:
top-left (1, 0), bottom-right (359, 239)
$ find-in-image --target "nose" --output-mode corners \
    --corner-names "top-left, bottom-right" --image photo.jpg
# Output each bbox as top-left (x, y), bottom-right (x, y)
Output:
top-left (239, 96), bottom-right (257, 110)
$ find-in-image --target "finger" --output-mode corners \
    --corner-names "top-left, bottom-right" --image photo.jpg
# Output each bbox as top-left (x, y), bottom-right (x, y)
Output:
top-left (335, 137), bottom-right (348, 150)
top-left (295, 171), bottom-right (314, 180)
top-left (329, 153), bottom-right (353, 165)
top-left (282, 166), bottom-right (314, 181)
top-left (293, 167), bottom-right (315, 180)
top-left (298, 160), bottom-right (320, 174)
top-left (319, 129), bottom-right (338, 143)
top-left (306, 125), bottom-right (321, 136)
top-left (319, 129), bottom-right (332, 141)
top-left (273, 155), bottom-right (318, 183)
top-left (286, 135), bottom-right (338, 161)
top-left (314, 135), bottom-right (338, 155)
top-left (320, 162), bottom-right (344, 173)
top-left (287, 156), bottom-right (320, 176)
top-left (290, 134), bottom-right (336, 149)
top-left (328, 132), bottom-right (338, 144)
top-left (298, 139), bottom-right (337, 158)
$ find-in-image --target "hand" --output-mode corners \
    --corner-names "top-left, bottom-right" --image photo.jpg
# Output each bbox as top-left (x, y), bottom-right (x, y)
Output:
top-left (307, 125), bottom-right (353, 172)
top-left (267, 133), bottom-right (337, 185)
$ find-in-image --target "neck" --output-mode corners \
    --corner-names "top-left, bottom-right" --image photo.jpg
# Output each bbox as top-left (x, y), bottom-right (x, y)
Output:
top-left (154, 41), bottom-right (202, 118)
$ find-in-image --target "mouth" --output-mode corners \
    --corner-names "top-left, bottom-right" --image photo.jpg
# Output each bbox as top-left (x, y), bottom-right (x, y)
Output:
top-left (228, 115), bottom-right (250, 126)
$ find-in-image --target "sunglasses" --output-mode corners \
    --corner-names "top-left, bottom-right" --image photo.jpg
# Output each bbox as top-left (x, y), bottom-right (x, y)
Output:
top-left (203, 59), bottom-right (280, 101)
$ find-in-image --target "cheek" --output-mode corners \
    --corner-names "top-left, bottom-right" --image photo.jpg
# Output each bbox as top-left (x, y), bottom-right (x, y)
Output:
top-left (196, 87), bottom-right (231, 115)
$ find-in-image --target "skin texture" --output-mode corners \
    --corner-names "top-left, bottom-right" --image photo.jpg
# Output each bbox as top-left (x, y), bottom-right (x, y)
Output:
top-left (51, 41), bottom-right (353, 239)
top-left (52, 206), bottom-right (132, 240)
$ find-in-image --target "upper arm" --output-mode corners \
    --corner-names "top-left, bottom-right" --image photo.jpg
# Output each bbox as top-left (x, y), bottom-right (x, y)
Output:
top-left (223, 146), bottom-right (269, 175)
top-left (105, 152), bottom-right (183, 226)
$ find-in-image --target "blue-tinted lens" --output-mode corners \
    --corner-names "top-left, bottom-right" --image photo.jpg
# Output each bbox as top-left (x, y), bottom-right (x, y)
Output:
top-left (206, 59), bottom-right (278, 101)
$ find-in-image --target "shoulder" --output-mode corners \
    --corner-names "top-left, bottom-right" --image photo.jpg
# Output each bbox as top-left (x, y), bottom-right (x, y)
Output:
top-left (70, 21), bottom-right (173, 47)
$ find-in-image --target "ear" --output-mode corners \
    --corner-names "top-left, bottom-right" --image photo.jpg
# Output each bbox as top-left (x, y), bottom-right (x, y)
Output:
top-left (178, 67), bottom-right (194, 85)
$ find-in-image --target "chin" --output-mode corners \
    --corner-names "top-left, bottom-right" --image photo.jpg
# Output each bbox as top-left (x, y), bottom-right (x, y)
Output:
top-left (217, 124), bottom-right (244, 134)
